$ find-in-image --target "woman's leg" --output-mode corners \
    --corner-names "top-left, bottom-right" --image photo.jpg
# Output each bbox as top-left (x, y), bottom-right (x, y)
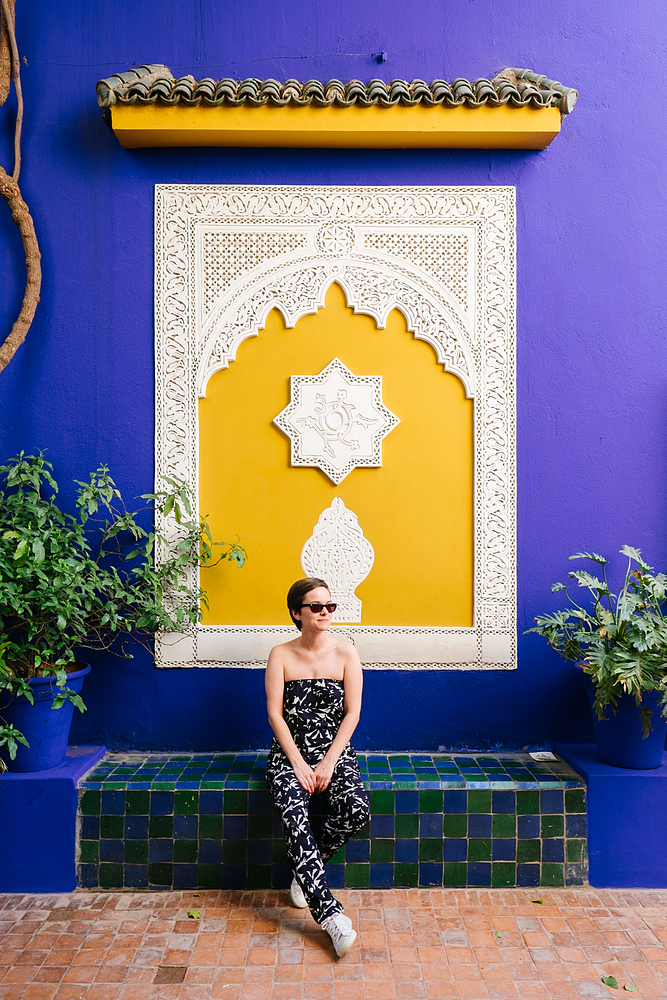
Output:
top-left (318, 749), bottom-right (370, 863)
top-left (266, 751), bottom-right (343, 924)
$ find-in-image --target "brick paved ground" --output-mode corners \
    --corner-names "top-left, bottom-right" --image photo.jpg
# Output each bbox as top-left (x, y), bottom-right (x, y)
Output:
top-left (2, 888), bottom-right (667, 1000)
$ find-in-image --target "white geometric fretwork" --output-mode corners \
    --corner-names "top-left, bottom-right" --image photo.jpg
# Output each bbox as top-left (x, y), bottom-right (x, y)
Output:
top-left (273, 357), bottom-right (399, 485)
top-left (301, 497), bottom-right (374, 622)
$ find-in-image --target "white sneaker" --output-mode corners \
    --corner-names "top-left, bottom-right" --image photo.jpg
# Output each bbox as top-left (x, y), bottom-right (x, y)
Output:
top-left (289, 877), bottom-right (307, 908)
top-left (322, 911), bottom-right (357, 958)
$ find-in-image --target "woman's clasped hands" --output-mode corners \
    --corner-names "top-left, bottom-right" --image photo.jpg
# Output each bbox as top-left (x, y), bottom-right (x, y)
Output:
top-left (292, 754), bottom-right (336, 793)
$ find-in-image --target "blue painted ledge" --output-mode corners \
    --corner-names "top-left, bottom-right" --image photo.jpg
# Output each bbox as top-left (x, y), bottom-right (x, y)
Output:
top-left (557, 743), bottom-right (667, 889)
top-left (0, 746), bottom-right (106, 892)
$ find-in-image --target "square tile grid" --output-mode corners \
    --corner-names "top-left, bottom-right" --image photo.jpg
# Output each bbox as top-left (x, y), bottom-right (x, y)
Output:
top-left (78, 752), bottom-right (587, 891)
top-left (2, 887), bottom-right (667, 1000)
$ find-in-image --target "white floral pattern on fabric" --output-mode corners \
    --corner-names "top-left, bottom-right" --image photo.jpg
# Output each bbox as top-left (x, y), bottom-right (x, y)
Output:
top-left (266, 679), bottom-right (370, 924)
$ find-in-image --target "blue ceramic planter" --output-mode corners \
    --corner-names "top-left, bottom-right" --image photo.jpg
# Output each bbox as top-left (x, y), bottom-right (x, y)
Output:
top-left (0, 664), bottom-right (91, 772)
top-left (583, 672), bottom-right (667, 769)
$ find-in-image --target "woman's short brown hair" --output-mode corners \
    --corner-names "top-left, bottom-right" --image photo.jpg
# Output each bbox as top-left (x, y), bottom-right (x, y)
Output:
top-left (287, 577), bottom-right (330, 631)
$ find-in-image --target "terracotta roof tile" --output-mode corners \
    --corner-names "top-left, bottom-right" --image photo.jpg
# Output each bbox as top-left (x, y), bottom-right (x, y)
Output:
top-left (96, 64), bottom-right (578, 116)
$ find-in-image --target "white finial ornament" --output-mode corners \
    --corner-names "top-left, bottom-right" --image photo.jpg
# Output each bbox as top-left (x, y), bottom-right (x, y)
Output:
top-left (301, 498), bottom-right (374, 622)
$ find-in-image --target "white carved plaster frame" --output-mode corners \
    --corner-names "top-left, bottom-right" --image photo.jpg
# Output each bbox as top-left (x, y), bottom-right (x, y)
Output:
top-left (154, 184), bottom-right (516, 671)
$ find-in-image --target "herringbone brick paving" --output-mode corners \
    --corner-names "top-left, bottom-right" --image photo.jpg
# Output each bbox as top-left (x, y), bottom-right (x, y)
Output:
top-left (2, 888), bottom-right (667, 1000)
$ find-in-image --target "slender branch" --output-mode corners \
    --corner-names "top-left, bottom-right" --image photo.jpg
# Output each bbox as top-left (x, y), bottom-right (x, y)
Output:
top-left (0, 0), bottom-right (41, 372)
top-left (0, 0), bottom-right (21, 180)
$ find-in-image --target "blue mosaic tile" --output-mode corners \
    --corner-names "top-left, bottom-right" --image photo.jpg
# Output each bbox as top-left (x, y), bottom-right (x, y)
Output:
top-left (444, 839), bottom-right (467, 862)
top-left (468, 861), bottom-right (491, 886)
top-left (518, 815), bottom-right (540, 839)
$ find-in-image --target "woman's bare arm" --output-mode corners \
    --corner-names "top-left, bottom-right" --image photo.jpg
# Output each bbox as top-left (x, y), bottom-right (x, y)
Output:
top-left (265, 646), bottom-right (316, 792)
top-left (313, 644), bottom-right (363, 791)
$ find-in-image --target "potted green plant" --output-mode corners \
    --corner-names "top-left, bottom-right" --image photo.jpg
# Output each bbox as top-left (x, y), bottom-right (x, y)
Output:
top-left (527, 545), bottom-right (667, 768)
top-left (0, 452), bottom-right (245, 772)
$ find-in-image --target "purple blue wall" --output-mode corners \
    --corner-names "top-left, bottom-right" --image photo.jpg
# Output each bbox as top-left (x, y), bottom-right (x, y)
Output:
top-left (1, 0), bottom-right (665, 751)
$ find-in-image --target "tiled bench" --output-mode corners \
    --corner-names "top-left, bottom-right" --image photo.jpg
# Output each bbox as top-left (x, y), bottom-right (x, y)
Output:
top-left (77, 752), bottom-right (588, 891)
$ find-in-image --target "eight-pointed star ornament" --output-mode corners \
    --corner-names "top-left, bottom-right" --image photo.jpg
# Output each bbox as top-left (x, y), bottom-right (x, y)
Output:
top-left (273, 357), bottom-right (400, 485)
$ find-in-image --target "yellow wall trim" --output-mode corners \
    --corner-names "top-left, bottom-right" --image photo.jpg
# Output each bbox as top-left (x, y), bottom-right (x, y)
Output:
top-left (111, 102), bottom-right (561, 150)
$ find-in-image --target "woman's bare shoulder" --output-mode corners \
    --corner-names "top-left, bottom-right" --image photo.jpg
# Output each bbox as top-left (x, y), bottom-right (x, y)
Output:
top-left (335, 637), bottom-right (362, 666)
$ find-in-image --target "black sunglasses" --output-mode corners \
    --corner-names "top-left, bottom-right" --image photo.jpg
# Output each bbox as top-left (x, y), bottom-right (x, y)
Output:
top-left (300, 602), bottom-right (337, 614)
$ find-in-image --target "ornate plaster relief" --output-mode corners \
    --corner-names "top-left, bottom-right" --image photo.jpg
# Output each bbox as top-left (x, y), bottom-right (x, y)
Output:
top-left (154, 184), bottom-right (516, 670)
top-left (273, 357), bottom-right (399, 485)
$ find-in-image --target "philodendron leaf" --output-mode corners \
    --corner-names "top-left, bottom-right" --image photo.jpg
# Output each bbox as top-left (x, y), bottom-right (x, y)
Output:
top-left (623, 986), bottom-right (638, 992)
top-left (601, 976), bottom-right (619, 989)
top-left (187, 909), bottom-right (200, 919)
top-left (495, 931), bottom-right (502, 938)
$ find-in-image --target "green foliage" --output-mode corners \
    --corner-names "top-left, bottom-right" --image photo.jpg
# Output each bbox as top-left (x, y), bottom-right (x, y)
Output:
top-left (0, 453), bottom-right (245, 755)
top-left (526, 546), bottom-right (667, 737)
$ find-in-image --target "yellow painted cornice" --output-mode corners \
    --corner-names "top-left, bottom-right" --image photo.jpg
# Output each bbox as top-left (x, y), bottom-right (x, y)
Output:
top-left (110, 100), bottom-right (562, 150)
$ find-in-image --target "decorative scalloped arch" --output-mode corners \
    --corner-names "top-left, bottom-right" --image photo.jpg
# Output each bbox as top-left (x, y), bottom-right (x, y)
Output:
top-left (197, 262), bottom-right (475, 399)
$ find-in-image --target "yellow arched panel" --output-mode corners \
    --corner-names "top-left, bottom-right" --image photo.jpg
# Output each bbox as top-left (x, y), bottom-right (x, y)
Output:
top-left (199, 283), bottom-right (473, 626)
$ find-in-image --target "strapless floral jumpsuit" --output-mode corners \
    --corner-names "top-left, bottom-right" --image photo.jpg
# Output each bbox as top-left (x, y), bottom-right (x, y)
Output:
top-left (266, 678), bottom-right (370, 924)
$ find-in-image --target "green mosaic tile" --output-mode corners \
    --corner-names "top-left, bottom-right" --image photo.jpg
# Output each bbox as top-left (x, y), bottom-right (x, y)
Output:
top-left (328, 846), bottom-right (345, 864)
top-left (79, 840), bottom-right (99, 864)
top-left (149, 862), bottom-right (173, 885)
top-left (370, 790), bottom-right (394, 814)
top-left (541, 815), bottom-right (564, 838)
top-left (565, 789), bottom-right (586, 813)
top-left (80, 790), bottom-right (100, 815)
top-left (517, 839), bottom-right (541, 863)
top-left (516, 790), bottom-right (540, 814)
top-left (223, 790), bottom-right (248, 813)
top-left (175, 792), bottom-right (199, 815)
top-left (100, 815), bottom-right (123, 839)
top-left (419, 790), bottom-right (443, 812)
top-left (468, 790), bottom-right (491, 813)
top-left (174, 840), bottom-right (198, 863)
top-left (125, 791), bottom-right (150, 815)
top-left (352, 821), bottom-right (370, 840)
top-left (201, 781), bottom-right (226, 789)
top-left (247, 815), bottom-right (271, 839)
top-left (125, 840), bottom-right (148, 864)
top-left (197, 864), bottom-right (222, 888)
top-left (152, 782), bottom-right (176, 791)
top-left (395, 814), bottom-right (418, 839)
top-left (492, 814), bottom-right (516, 838)
top-left (566, 839), bottom-right (587, 863)
top-left (419, 839), bottom-right (443, 862)
top-left (444, 814), bottom-right (467, 838)
top-left (272, 840), bottom-right (288, 863)
top-left (222, 841), bottom-right (246, 864)
top-left (149, 815), bottom-right (173, 838)
top-left (103, 782), bottom-right (127, 790)
top-left (200, 815), bottom-right (223, 839)
top-left (371, 839), bottom-right (394, 862)
top-left (346, 863), bottom-right (370, 887)
top-left (468, 838), bottom-right (491, 862)
top-left (492, 862), bottom-right (516, 887)
top-left (394, 863), bottom-right (419, 887)
top-left (247, 865), bottom-right (272, 889)
top-left (99, 863), bottom-right (123, 888)
top-left (541, 863), bottom-right (565, 887)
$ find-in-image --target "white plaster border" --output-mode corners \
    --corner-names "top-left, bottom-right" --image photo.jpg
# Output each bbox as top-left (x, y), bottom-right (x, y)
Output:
top-left (154, 184), bottom-right (516, 670)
